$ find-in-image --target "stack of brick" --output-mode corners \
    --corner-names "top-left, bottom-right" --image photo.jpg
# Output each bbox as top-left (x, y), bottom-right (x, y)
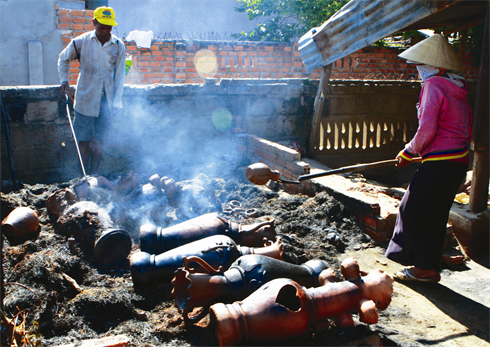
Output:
top-left (56, 7), bottom-right (94, 85)
top-left (245, 135), bottom-right (311, 192)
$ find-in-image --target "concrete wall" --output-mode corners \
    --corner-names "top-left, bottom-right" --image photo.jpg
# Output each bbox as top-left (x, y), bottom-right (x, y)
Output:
top-left (0, 79), bottom-right (315, 184)
top-left (0, 0), bottom-right (63, 86)
top-left (1, 80), bottom-right (476, 185)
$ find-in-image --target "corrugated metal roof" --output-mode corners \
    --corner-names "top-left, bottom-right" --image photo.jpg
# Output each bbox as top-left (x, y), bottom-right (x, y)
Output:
top-left (298, 0), bottom-right (485, 74)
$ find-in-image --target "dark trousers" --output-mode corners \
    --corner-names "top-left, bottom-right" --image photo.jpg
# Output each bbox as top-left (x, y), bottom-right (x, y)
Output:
top-left (385, 160), bottom-right (467, 272)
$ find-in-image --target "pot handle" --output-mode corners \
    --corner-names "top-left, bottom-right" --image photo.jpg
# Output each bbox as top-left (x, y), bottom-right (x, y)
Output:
top-left (184, 306), bottom-right (210, 325)
top-left (182, 256), bottom-right (224, 274)
top-left (239, 217), bottom-right (275, 234)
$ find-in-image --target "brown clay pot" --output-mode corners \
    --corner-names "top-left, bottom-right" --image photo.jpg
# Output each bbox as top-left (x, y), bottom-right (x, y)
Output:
top-left (1, 207), bottom-right (39, 237)
top-left (139, 212), bottom-right (276, 254)
top-left (46, 188), bottom-right (78, 217)
top-left (209, 260), bottom-right (393, 346)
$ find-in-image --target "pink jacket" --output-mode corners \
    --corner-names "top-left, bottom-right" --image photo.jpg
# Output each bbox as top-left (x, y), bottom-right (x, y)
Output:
top-left (401, 76), bottom-right (472, 163)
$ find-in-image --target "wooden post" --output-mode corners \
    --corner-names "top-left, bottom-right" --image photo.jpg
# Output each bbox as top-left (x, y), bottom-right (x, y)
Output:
top-left (469, 5), bottom-right (489, 213)
top-left (458, 28), bottom-right (468, 61)
top-left (307, 64), bottom-right (332, 156)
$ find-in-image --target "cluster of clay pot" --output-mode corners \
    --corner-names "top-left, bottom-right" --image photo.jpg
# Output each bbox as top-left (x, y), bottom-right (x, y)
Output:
top-left (128, 211), bottom-right (394, 346)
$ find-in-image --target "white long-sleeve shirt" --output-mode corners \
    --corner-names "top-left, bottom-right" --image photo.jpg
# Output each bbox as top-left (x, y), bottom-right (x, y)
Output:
top-left (58, 31), bottom-right (126, 117)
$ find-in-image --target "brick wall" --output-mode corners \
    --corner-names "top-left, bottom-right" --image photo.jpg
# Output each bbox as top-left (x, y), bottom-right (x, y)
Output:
top-left (55, 5), bottom-right (480, 84)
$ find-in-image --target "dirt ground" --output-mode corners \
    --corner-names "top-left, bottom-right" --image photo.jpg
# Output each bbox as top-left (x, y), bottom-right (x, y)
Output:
top-left (1, 169), bottom-right (489, 347)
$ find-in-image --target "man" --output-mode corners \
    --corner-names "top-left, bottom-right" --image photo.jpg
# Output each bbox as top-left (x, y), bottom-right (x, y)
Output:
top-left (58, 6), bottom-right (126, 174)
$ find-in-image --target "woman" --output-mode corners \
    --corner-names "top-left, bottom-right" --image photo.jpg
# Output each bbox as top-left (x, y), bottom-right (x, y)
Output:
top-left (385, 34), bottom-right (472, 282)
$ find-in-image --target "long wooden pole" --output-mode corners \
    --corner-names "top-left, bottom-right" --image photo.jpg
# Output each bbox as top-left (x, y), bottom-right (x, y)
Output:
top-left (307, 64), bottom-right (332, 156)
top-left (469, 5), bottom-right (489, 213)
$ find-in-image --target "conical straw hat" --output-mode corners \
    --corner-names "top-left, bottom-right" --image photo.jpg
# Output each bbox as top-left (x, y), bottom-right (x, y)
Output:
top-left (399, 34), bottom-right (466, 72)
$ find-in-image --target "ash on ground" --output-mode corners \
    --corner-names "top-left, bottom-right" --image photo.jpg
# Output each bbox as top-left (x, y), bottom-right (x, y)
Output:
top-left (2, 172), bottom-right (385, 347)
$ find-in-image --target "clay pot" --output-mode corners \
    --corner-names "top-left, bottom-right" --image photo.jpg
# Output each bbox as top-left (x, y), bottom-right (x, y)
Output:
top-left (245, 163), bottom-right (280, 185)
top-left (149, 174), bottom-right (161, 188)
top-left (172, 254), bottom-right (331, 322)
top-left (46, 188), bottom-right (78, 217)
top-left (160, 177), bottom-right (177, 199)
top-left (209, 266), bottom-right (393, 346)
top-left (93, 229), bottom-right (133, 266)
top-left (131, 235), bottom-right (283, 286)
top-left (139, 212), bottom-right (276, 254)
top-left (1, 207), bottom-right (39, 237)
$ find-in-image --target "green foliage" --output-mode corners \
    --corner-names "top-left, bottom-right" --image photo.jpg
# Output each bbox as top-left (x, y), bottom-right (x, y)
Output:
top-left (232, 0), bottom-right (349, 42)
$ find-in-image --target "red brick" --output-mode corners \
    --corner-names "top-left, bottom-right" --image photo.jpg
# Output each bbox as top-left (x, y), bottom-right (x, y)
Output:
top-left (140, 68), bottom-right (150, 72)
top-left (265, 46), bottom-right (274, 51)
top-left (57, 9), bottom-right (70, 16)
top-left (152, 51), bottom-right (163, 56)
top-left (85, 24), bottom-right (94, 30)
top-left (60, 16), bottom-right (73, 23)
top-left (72, 24), bottom-right (84, 30)
top-left (58, 23), bottom-right (71, 29)
top-left (143, 73), bottom-right (154, 78)
top-left (71, 10), bottom-right (84, 17)
top-left (73, 17), bottom-right (86, 24)
top-left (85, 10), bottom-right (94, 17)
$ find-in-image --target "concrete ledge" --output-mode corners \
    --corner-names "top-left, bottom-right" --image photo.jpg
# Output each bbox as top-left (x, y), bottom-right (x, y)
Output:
top-left (301, 158), bottom-right (401, 242)
top-left (450, 205), bottom-right (489, 259)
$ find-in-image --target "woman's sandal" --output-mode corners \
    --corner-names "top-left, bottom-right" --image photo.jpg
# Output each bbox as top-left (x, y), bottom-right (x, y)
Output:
top-left (394, 268), bottom-right (441, 283)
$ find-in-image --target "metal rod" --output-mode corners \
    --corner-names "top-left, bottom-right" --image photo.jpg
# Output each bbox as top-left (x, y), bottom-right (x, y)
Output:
top-left (295, 157), bottom-right (423, 182)
top-left (0, 93), bottom-right (19, 190)
top-left (65, 93), bottom-right (88, 180)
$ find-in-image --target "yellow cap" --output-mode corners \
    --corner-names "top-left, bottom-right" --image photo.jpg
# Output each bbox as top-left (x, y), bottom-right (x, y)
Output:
top-left (93, 6), bottom-right (117, 26)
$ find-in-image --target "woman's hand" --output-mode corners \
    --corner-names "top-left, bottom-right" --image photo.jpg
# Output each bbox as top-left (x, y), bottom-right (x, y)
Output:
top-left (396, 153), bottom-right (411, 167)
